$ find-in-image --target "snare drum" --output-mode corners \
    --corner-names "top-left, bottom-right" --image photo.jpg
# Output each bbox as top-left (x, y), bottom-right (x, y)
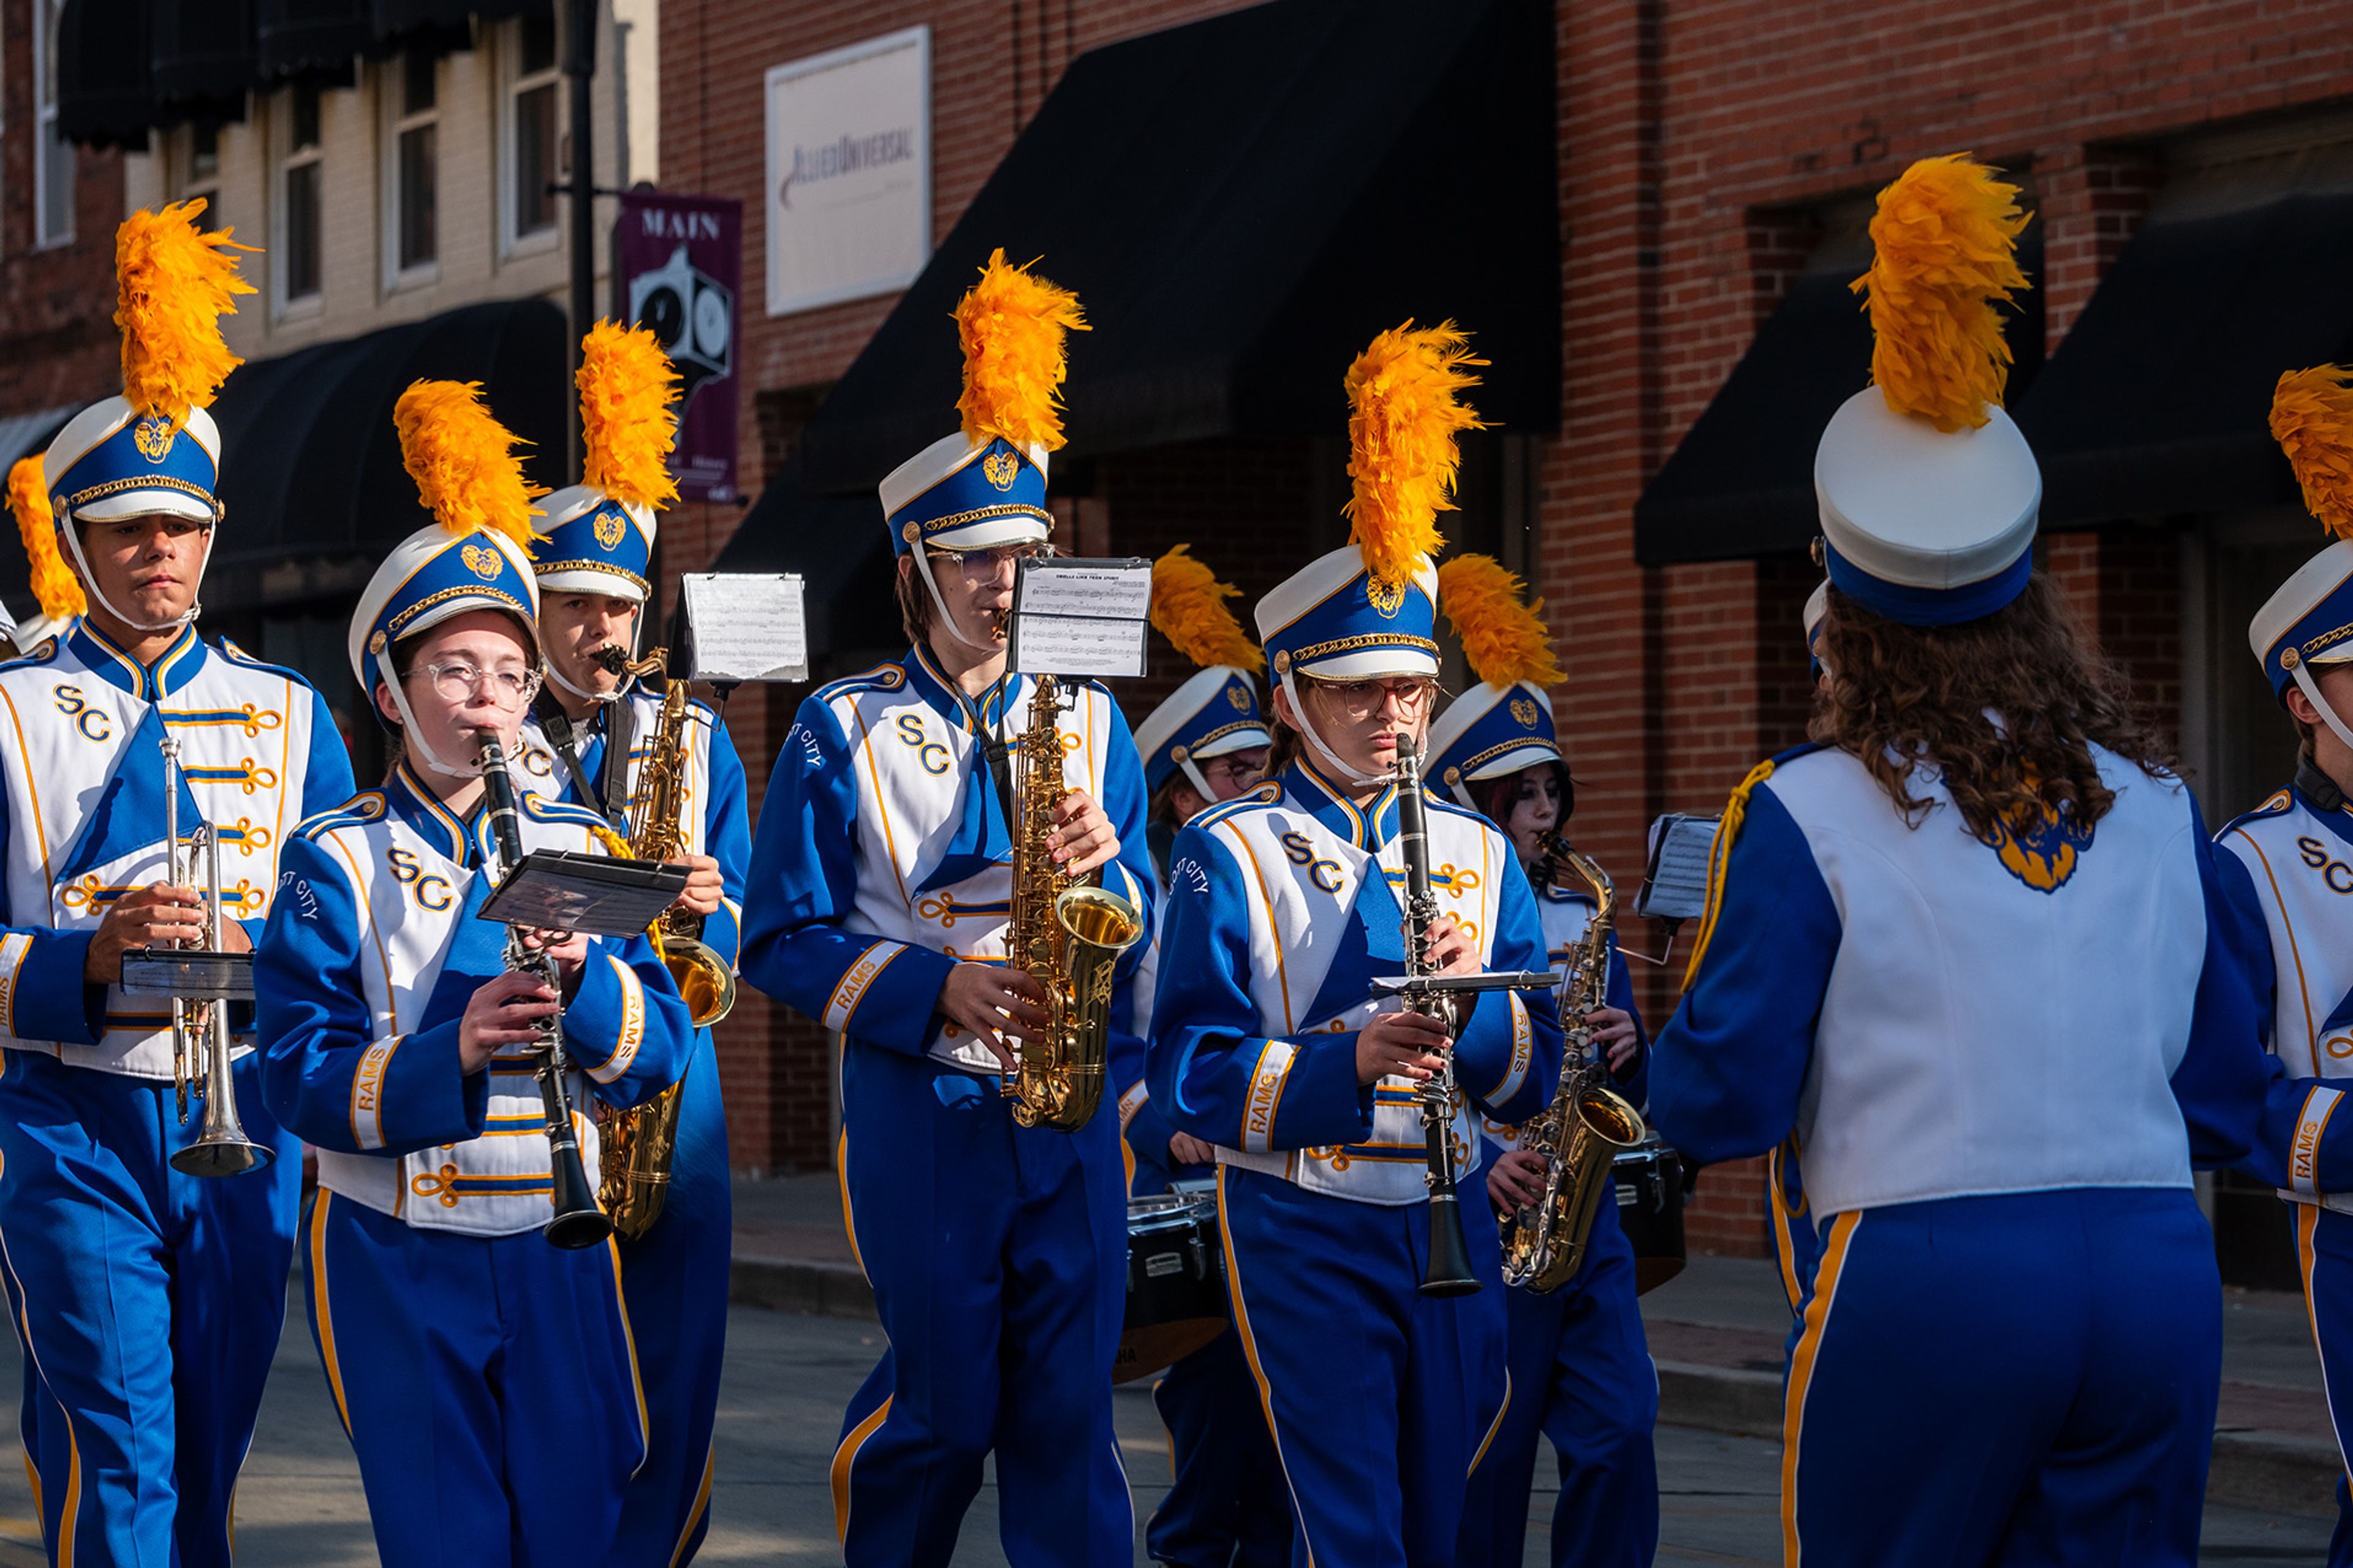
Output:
top-left (1613, 1140), bottom-right (1688, 1294)
top-left (1115, 1192), bottom-right (1230, 1383)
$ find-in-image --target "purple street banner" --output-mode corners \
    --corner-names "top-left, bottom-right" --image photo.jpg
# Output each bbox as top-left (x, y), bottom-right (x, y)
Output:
top-left (617, 190), bottom-right (743, 503)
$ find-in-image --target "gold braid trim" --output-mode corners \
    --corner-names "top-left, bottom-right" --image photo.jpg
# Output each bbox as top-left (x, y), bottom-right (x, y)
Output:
top-left (1681, 757), bottom-right (1776, 992)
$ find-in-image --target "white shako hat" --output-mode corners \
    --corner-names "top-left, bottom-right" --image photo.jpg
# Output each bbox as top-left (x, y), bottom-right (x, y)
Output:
top-left (1814, 154), bottom-right (2041, 628)
top-left (1424, 553), bottom-right (1566, 809)
top-left (2249, 366), bottom-right (2353, 754)
top-left (1135, 545), bottom-right (1269, 797)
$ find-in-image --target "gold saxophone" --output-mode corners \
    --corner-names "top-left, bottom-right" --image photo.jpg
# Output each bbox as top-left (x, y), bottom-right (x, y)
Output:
top-left (1000, 672), bottom-right (1145, 1131)
top-left (1498, 832), bottom-right (1647, 1293)
top-left (599, 651), bottom-right (738, 1240)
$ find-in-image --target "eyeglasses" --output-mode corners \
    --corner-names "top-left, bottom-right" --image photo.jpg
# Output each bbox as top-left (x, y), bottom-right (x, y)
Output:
top-left (927, 543), bottom-right (1048, 580)
top-left (412, 660), bottom-right (542, 708)
top-left (1308, 676), bottom-right (1436, 718)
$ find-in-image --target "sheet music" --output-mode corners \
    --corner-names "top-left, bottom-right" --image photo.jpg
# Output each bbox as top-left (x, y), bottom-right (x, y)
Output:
top-left (1637, 813), bottom-right (1721, 922)
top-left (680, 574), bottom-right (808, 682)
top-left (1009, 557), bottom-right (1153, 678)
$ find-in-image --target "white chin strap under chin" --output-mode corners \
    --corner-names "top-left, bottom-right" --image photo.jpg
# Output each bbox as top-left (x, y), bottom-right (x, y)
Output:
top-left (2295, 662), bottom-right (2353, 757)
top-left (59, 515), bottom-right (213, 633)
top-left (1278, 670), bottom-right (1394, 790)
top-left (381, 664), bottom-right (483, 780)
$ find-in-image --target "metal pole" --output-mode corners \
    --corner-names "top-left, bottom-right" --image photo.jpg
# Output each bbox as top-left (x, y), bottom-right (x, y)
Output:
top-left (563, 0), bottom-right (599, 483)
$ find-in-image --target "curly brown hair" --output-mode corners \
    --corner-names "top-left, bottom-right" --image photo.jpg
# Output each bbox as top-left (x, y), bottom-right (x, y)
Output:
top-left (1810, 572), bottom-right (2173, 837)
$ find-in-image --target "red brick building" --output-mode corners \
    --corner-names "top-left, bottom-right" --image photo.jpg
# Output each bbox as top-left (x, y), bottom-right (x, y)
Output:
top-left (662, 0), bottom-right (2353, 1276)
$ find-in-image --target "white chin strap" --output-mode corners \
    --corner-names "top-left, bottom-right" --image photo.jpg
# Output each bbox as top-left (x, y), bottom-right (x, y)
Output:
top-left (1278, 670), bottom-right (1392, 790)
top-left (380, 664), bottom-right (483, 779)
top-left (1179, 757), bottom-right (1215, 800)
top-left (2295, 662), bottom-right (2353, 756)
top-left (541, 596), bottom-right (648, 705)
top-left (59, 514), bottom-right (213, 634)
top-left (910, 547), bottom-right (1006, 656)
top-left (1449, 780), bottom-right (1478, 810)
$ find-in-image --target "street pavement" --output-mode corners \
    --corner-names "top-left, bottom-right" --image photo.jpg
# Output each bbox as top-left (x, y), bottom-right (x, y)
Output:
top-left (0, 1289), bottom-right (2323, 1565)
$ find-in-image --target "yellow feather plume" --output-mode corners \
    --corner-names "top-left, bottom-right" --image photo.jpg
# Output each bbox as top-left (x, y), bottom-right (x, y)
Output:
top-left (115, 199), bottom-right (256, 427)
top-left (1849, 154), bottom-right (2031, 434)
top-left (1343, 321), bottom-right (1487, 594)
top-left (2272, 365), bottom-right (2353, 542)
top-left (1438, 554), bottom-right (1561, 689)
top-left (393, 381), bottom-right (546, 553)
top-left (1150, 545), bottom-right (1264, 674)
top-left (7, 457), bottom-right (81, 624)
top-left (578, 320), bottom-right (681, 512)
top-left (954, 249), bottom-right (1089, 453)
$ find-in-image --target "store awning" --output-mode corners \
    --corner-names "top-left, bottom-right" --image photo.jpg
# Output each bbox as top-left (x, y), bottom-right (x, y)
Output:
top-left (797, 0), bottom-right (1559, 493)
top-left (2012, 192), bottom-right (2353, 526)
top-left (196, 297), bottom-right (569, 612)
top-left (1634, 239), bottom-right (2045, 567)
top-left (256, 0), bottom-right (371, 80)
top-left (57, 0), bottom-right (154, 150)
top-left (708, 457), bottom-right (896, 666)
top-left (150, 2), bottom-right (259, 126)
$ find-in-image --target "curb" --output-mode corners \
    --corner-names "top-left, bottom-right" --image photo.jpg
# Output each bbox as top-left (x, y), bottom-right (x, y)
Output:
top-left (727, 1260), bottom-right (2343, 1520)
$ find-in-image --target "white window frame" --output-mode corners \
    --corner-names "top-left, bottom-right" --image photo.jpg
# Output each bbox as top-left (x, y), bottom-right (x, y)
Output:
top-left (32, 0), bottom-right (70, 250)
top-left (271, 86), bottom-right (325, 322)
top-left (380, 53), bottom-right (439, 292)
top-left (177, 121), bottom-right (221, 222)
top-left (497, 18), bottom-right (563, 261)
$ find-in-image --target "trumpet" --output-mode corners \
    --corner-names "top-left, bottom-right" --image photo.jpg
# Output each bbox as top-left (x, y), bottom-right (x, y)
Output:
top-left (157, 735), bottom-right (273, 1178)
top-left (476, 730), bottom-right (614, 1251)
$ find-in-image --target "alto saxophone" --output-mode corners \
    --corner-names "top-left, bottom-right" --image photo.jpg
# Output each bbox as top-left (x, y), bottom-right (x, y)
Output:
top-left (1000, 672), bottom-right (1145, 1131)
top-left (599, 652), bottom-right (738, 1240)
top-left (1498, 832), bottom-right (1646, 1293)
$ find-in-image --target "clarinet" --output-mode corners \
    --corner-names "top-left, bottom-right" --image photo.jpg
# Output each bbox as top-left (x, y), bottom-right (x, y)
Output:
top-left (1396, 748), bottom-right (1481, 1298)
top-left (475, 730), bottom-right (615, 1251)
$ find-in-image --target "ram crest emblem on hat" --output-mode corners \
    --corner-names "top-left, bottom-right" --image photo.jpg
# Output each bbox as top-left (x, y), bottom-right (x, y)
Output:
top-left (133, 417), bottom-right (176, 462)
top-left (1510, 697), bottom-right (1540, 728)
top-left (1365, 575), bottom-right (1404, 618)
top-left (461, 544), bottom-right (502, 580)
top-left (1227, 684), bottom-right (1250, 711)
top-left (982, 450), bottom-right (1020, 491)
top-left (594, 510), bottom-right (626, 550)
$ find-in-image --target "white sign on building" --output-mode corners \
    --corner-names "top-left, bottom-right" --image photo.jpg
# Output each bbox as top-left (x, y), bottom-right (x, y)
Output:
top-left (763, 26), bottom-right (931, 317)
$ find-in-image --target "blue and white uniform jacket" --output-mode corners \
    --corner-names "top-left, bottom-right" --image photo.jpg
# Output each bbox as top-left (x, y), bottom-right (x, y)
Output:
top-left (0, 621), bottom-right (352, 1077)
top-left (1481, 885), bottom-right (1646, 1158)
top-left (517, 690), bottom-right (749, 975)
top-left (257, 763), bottom-right (692, 1238)
top-left (1148, 760), bottom-right (1563, 1205)
top-left (2211, 781), bottom-right (2353, 1206)
top-left (1652, 743), bottom-right (2271, 1219)
top-left (741, 646), bottom-right (1154, 1075)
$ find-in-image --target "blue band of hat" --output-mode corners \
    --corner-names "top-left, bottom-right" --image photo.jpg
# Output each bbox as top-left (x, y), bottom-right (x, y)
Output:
top-left (1821, 539), bottom-right (2031, 628)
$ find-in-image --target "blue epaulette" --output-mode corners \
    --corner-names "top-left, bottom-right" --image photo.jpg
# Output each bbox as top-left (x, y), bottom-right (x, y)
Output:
top-left (1192, 781), bottom-right (1283, 830)
top-left (297, 791), bottom-right (390, 841)
top-left (215, 637), bottom-right (320, 689)
top-left (1768, 741), bottom-right (1828, 768)
top-left (2218, 787), bottom-right (2298, 840)
top-left (0, 637), bottom-right (60, 671)
top-left (518, 793), bottom-right (612, 831)
top-left (813, 662), bottom-right (907, 704)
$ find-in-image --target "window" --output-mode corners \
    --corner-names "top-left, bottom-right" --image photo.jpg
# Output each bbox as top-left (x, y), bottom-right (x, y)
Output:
top-left (277, 85), bottom-right (324, 310)
top-left (502, 15), bottom-right (561, 252)
top-left (385, 51), bottom-right (438, 281)
top-left (33, 0), bottom-right (73, 248)
top-left (182, 122), bottom-right (221, 233)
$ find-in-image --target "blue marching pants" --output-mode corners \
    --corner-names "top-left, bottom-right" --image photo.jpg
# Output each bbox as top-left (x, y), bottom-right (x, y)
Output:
top-left (1146, 1328), bottom-right (1291, 1568)
top-left (1785, 1187), bottom-right (2220, 1568)
top-left (832, 1045), bottom-right (1132, 1568)
top-left (612, 1028), bottom-right (730, 1567)
top-left (1218, 1164), bottom-right (1508, 1568)
top-left (2292, 1203), bottom-right (2353, 1566)
top-left (303, 1188), bottom-right (648, 1568)
top-left (1457, 1192), bottom-right (1659, 1568)
top-left (0, 1048), bottom-right (298, 1568)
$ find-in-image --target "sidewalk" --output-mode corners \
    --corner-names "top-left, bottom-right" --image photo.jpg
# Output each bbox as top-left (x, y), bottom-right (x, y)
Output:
top-left (730, 1173), bottom-right (2344, 1518)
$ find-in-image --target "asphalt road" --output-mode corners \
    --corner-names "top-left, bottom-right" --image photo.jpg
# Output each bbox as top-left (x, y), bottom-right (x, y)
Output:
top-left (0, 1297), bottom-right (2326, 1564)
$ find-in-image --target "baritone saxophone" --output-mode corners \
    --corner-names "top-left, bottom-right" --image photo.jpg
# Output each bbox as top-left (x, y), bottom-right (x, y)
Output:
top-left (1001, 672), bottom-right (1144, 1131)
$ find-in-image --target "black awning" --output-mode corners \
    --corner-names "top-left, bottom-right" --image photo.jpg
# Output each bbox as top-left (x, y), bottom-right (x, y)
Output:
top-left (150, 0), bottom-right (258, 125)
top-left (256, 0), bottom-right (369, 79)
top-left (57, 0), bottom-right (154, 150)
top-left (797, 0), bottom-right (1558, 493)
top-left (709, 458), bottom-right (897, 666)
top-left (1634, 240), bottom-right (2045, 567)
top-left (199, 297), bottom-right (569, 612)
top-left (2013, 193), bottom-right (2353, 526)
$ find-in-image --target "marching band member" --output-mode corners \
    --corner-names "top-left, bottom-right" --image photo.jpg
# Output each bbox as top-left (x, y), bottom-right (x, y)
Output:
top-left (258, 381), bottom-right (693, 1567)
top-left (1650, 156), bottom-right (2272, 1568)
top-left (1428, 555), bottom-right (1658, 1568)
top-left (2213, 365), bottom-right (2353, 1562)
top-left (517, 323), bottom-right (749, 1566)
top-left (0, 202), bottom-right (355, 1566)
top-left (741, 252), bottom-right (1154, 1567)
top-left (1124, 545), bottom-right (1287, 1568)
top-left (1148, 324), bottom-right (1562, 1567)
